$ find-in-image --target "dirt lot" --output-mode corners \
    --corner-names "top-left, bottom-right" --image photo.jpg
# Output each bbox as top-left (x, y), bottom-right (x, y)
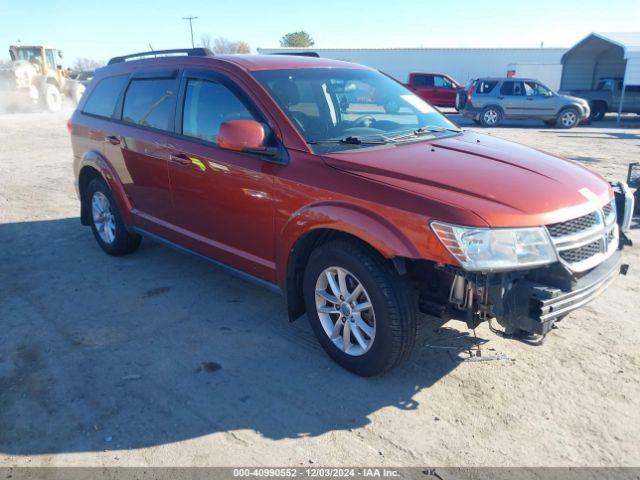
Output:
top-left (1, 110), bottom-right (639, 467)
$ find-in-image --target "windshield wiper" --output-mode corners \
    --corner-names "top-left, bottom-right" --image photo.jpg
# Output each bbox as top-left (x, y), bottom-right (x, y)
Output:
top-left (308, 135), bottom-right (389, 145)
top-left (388, 125), bottom-right (462, 142)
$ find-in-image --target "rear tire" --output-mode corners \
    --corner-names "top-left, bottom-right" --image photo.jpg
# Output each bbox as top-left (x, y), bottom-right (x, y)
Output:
top-left (303, 240), bottom-right (417, 376)
top-left (479, 106), bottom-right (502, 127)
top-left (86, 177), bottom-right (141, 256)
top-left (556, 107), bottom-right (580, 129)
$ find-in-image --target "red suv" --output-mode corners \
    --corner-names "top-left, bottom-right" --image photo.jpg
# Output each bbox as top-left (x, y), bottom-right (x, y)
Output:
top-left (70, 49), bottom-right (633, 376)
top-left (404, 72), bottom-right (462, 108)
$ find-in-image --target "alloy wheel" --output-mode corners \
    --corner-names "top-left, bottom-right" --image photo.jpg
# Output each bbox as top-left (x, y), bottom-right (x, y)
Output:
top-left (484, 109), bottom-right (498, 125)
top-left (315, 266), bottom-right (376, 356)
top-left (561, 110), bottom-right (578, 127)
top-left (91, 191), bottom-right (116, 244)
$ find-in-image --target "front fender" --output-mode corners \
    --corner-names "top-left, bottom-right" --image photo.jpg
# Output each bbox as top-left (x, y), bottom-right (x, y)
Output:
top-left (77, 150), bottom-right (133, 225)
top-left (276, 201), bottom-right (422, 285)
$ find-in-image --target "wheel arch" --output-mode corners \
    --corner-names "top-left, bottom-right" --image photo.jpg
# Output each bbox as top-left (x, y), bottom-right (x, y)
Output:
top-left (589, 99), bottom-right (608, 110)
top-left (483, 104), bottom-right (504, 115)
top-left (45, 77), bottom-right (61, 89)
top-left (77, 151), bottom-right (133, 226)
top-left (278, 203), bottom-right (421, 321)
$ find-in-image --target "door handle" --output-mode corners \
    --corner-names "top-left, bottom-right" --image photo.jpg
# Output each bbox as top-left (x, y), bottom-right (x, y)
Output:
top-left (105, 135), bottom-right (121, 145)
top-left (169, 153), bottom-right (192, 166)
top-left (497, 96), bottom-right (504, 99)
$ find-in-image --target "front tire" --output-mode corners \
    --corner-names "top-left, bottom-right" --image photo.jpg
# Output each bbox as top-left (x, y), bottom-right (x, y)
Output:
top-left (71, 83), bottom-right (86, 104)
top-left (303, 240), bottom-right (417, 376)
top-left (556, 107), bottom-right (580, 129)
top-left (589, 102), bottom-right (606, 121)
top-left (86, 177), bottom-right (141, 256)
top-left (42, 84), bottom-right (62, 112)
top-left (479, 106), bottom-right (502, 127)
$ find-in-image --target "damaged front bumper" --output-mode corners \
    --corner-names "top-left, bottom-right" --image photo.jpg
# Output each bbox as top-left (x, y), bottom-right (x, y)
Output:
top-left (490, 250), bottom-right (626, 335)
top-left (429, 180), bottom-right (635, 338)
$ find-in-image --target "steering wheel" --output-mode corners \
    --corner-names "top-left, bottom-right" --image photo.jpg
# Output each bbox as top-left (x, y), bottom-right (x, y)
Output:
top-left (350, 115), bottom-right (376, 128)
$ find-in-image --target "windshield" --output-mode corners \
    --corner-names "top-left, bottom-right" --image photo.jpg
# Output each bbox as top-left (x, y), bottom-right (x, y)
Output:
top-left (14, 47), bottom-right (43, 63)
top-left (524, 81), bottom-right (553, 97)
top-left (252, 68), bottom-right (459, 153)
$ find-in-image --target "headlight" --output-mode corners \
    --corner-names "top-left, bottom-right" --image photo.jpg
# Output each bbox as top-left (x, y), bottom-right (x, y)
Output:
top-left (431, 221), bottom-right (557, 271)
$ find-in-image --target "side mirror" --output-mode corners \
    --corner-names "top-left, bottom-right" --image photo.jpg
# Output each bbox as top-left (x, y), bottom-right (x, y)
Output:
top-left (218, 120), bottom-right (276, 156)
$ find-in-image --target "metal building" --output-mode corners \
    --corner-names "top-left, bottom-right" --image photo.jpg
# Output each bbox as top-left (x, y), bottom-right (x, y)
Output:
top-left (257, 47), bottom-right (567, 89)
top-left (561, 32), bottom-right (640, 90)
top-left (560, 32), bottom-right (640, 123)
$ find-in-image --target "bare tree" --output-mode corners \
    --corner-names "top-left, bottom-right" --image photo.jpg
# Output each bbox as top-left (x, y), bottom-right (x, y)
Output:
top-left (234, 41), bottom-right (250, 54)
top-left (199, 36), bottom-right (250, 54)
top-left (73, 58), bottom-right (104, 71)
top-left (200, 34), bottom-right (212, 50)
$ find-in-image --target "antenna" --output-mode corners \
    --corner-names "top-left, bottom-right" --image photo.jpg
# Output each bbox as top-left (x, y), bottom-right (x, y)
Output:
top-left (182, 16), bottom-right (199, 48)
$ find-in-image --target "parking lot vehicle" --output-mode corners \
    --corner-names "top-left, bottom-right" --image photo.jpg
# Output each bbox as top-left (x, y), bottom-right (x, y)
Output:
top-left (70, 49), bottom-right (633, 376)
top-left (71, 70), bottom-right (95, 86)
top-left (0, 45), bottom-right (84, 111)
top-left (568, 77), bottom-right (640, 121)
top-left (402, 72), bottom-right (462, 109)
top-left (457, 77), bottom-right (590, 128)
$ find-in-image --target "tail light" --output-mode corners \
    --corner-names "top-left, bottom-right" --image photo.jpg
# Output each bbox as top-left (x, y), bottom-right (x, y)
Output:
top-left (66, 118), bottom-right (73, 134)
top-left (468, 84), bottom-right (475, 105)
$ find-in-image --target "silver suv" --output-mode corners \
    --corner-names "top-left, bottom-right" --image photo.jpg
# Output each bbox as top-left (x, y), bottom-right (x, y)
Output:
top-left (456, 77), bottom-right (590, 128)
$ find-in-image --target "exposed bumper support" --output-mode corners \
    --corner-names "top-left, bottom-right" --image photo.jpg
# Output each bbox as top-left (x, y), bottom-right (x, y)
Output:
top-left (494, 250), bottom-right (626, 335)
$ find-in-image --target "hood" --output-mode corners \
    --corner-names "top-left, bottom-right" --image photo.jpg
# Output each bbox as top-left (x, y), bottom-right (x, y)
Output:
top-left (564, 89), bottom-right (599, 98)
top-left (323, 131), bottom-right (612, 228)
top-left (562, 94), bottom-right (590, 104)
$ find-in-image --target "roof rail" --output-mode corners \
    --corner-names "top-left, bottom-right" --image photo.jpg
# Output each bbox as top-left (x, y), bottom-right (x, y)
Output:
top-left (271, 51), bottom-right (320, 58)
top-left (107, 48), bottom-right (213, 65)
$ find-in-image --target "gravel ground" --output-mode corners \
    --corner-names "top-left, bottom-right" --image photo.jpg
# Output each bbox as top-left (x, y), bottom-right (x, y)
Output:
top-left (0, 109), bottom-right (639, 467)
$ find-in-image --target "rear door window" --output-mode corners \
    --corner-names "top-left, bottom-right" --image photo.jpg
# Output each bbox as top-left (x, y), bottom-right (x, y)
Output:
top-left (500, 81), bottom-right (524, 96)
top-left (475, 80), bottom-right (497, 94)
top-left (413, 75), bottom-right (434, 87)
top-left (181, 79), bottom-right (258, 144)
top-left (83, 75), bottom-right (128, 118)
top-left (122, 78), bottom-right (178, 131)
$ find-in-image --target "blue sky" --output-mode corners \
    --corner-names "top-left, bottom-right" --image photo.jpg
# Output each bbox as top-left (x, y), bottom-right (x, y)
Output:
top-left (1, 0), bottom-right (638, 64)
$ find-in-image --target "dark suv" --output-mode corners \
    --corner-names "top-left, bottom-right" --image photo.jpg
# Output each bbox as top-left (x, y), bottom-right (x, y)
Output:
top-left (457, 77), bottom-right (591, 128)
top-left (70, 49), bottom-right (633, 376)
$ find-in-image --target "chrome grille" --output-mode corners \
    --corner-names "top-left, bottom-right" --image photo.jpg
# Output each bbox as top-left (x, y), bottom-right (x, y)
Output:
top-left (559, 239), bottom-right (602, 263)
top-left (547, 212), bottom-right (597, 238)
top-left (545, 200), bottom-right (618, 272)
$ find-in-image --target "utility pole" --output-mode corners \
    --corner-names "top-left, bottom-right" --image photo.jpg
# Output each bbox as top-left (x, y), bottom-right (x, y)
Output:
top-left (182, 16), bottom-right (198, 48)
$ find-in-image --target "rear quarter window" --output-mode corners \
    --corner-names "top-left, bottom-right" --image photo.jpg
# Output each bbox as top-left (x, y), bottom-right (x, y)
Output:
top-left (475, 80), bottom-right (498, 94)
top-left (82, 75), bottom-right (128, 118)
top-left (122, 78), bottom-right (178, 131)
